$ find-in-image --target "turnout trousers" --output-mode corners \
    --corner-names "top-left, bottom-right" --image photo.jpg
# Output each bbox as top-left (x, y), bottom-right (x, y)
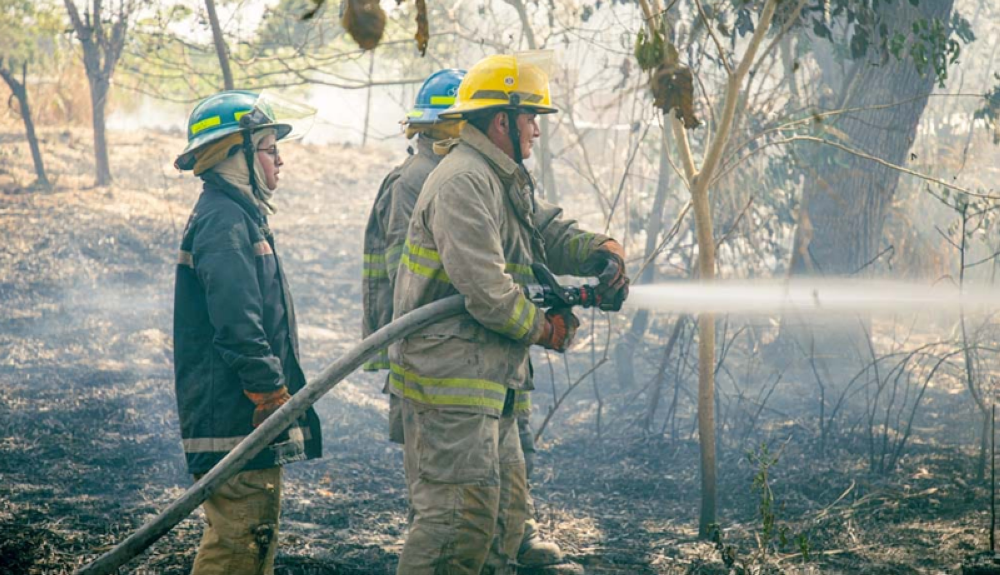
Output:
top-left (397, 394), bottom-right (529, 575)
top-left (191, 467), bottom-right (282, 575)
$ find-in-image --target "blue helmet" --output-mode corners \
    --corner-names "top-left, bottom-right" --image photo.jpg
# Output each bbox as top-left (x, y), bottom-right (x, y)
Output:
top-left (405, 69), bottom-right (467, 125)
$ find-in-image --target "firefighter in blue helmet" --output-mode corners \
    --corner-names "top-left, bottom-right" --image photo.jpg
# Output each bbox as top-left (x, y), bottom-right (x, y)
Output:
top-left (173, 90), bottom-right (321, 575)
top-left (362, 68), bottom-right (572, 572)
top-left (362, 69), bottom-right (467, 438)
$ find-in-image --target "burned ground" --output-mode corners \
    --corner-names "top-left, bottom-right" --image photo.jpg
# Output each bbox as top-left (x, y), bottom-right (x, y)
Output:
top-left (0, 128), bottom-right (995, 574)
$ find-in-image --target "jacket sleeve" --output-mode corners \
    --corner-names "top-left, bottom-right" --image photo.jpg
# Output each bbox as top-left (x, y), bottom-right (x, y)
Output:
top-left (534, 197), bottom-right (612, 277)
top-left (193, 212), bottom-right (284, 393)
top-left (431, 172), bottom-right (545, 344)
top-left (385, 177), bottom-right (421, 287)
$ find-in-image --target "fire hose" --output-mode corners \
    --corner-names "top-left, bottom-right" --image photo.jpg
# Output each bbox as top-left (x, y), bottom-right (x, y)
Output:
top-left (76, 264), bottom-right (609, 575)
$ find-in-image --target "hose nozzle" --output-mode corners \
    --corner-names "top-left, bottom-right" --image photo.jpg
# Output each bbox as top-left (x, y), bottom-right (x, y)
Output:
top-left (523, 263), bottom-right (599, 309)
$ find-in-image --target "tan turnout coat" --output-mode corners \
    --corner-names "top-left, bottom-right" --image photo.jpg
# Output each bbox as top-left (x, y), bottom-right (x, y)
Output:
top-left (389, 124), bottom-right (610, 416)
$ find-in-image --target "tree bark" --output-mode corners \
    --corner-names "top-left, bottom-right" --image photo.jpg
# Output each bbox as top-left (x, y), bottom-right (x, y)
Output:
top-left (205, 0), bottom-right (234, 91)
top-left (790, 0), bottom-right (956, 275)
top-left (90, 77), bottom-right (112, 187)
top-left (0, 62), bottom-right (50, 190)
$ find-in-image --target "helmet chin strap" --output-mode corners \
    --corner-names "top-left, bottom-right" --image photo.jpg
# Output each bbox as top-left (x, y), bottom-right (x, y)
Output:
top-left (505, 95), bottom-right (537, 206)
top-left (506, 94), bottom-right (524, 166)
top-left (239, 116), bottom-right (261, 202)
top-left (506, 116), bottom-right (522, 166)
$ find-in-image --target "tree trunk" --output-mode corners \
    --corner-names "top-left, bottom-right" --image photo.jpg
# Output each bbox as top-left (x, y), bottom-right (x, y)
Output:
top-left (650, 0), bottom-right (776, 539)
top-left (90, 77), bottom-right (112, 187)
top-left (362, 52), bottom-right (374, 147)
top-left (615, 125), bottom-right (671, 388)
top-left (19, 82), bottom-right (49, 190)
top-left (780, 36), bottom-right (800, 109)
top-left (778, 0), bottom-right (957, 376)
top-left (692, 191), bottom-right (717, 540)
top-left (0, 63), bottom-right (50, 190)
top-left (790, 0), bottom-right (956, 275)
top-left (643, 316), bottom-right (685, 434)
top-left (205, 0), bottom-right (234, 91)
top-left (62, 0), bottom-right (130, 188)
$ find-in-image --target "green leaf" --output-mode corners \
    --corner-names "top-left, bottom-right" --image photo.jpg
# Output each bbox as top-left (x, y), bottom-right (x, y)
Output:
top-left (889, 32), bottom-right (906, 58)
top-left (735, 8), bottom-right (754, 37)
top-left (952, 13), bottom-right (976, 43)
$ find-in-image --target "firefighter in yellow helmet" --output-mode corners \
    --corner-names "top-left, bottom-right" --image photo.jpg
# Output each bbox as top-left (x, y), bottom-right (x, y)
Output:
top-left (390, 53), bottom-right (629, 575)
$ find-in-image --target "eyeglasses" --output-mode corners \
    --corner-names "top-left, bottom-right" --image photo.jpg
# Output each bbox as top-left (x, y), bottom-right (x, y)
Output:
top-left (256, 145), bottom-right (280, 157)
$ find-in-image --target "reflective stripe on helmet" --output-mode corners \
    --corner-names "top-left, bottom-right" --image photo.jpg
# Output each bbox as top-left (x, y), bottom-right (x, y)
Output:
top-left (470, 90), bottom-right (543, 104)
top-left (190, 116), bottom-right (221, 135)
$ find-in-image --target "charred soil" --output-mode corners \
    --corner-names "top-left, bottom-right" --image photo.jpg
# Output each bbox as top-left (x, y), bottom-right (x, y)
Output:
top-left (0, 129), bottom-right (993, 574)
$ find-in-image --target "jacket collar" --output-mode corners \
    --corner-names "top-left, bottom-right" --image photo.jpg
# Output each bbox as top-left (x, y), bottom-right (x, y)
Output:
top-left (459, 124), bottom-right (519, 178)
top-left (415, 134), bottom-right (443, 162)
top-left (452, 125), bottom-right (547, 258)
top-left (201, 171), bottom-right (266, 225)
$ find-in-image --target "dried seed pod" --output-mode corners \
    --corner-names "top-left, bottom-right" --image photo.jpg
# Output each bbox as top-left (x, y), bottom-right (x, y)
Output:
top-left (414, 0), bottom-right (429, 56)
top-left (650, 64), bottom-right (700, 129)
top-left (340, 0), bottom-right (386, 51)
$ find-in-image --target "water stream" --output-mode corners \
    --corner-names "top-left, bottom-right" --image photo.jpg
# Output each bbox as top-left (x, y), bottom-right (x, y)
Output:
top-left (627, 279), bottom-right (1000, 316)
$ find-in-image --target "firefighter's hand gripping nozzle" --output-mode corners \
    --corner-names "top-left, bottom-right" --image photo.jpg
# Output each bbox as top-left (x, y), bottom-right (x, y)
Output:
top-left (523, 263), bottom-right (601, 310)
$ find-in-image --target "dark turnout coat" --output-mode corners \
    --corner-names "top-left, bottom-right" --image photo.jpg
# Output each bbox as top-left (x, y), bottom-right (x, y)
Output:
top-left (173, 173), bottom-right (321, 475)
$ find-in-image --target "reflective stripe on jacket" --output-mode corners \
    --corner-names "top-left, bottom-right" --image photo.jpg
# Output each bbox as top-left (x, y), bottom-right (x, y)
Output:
top-left (390, 124), bottom-right (611, 416)
top-left (362, 136), bottom-right (443, 371)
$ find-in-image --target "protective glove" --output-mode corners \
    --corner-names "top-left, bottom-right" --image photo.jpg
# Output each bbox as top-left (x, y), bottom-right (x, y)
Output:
top-left (581, 239), bottom-right (630, 311)
top-left (244, 386), bottom-right (292, 428)
top-left (534, 308), bottom-right (580, 353)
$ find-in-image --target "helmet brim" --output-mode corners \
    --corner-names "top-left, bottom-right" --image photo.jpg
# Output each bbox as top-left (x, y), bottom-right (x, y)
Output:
top-left (405, 107), bottom-right (465, 125)
top-left (175, 122), bottom-right (293, 171)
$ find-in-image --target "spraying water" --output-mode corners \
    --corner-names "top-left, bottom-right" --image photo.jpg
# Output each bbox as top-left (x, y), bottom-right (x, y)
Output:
top-left (627, 279), bottom-right (1000, 316)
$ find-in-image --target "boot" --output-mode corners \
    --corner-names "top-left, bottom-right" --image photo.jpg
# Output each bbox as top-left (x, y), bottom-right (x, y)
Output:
top-left (517, 527), bottom-right (564, 566)
top-left (482, 564), bottom-right (516, 575)
top-left (517, 525), bottom-right (585, 574)
top-left (516, 563), bottom-right (585, 575)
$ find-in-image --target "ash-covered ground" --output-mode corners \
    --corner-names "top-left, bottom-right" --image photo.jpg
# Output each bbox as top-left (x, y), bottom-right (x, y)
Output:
top-left (0, 128), bottom-right (995, 574)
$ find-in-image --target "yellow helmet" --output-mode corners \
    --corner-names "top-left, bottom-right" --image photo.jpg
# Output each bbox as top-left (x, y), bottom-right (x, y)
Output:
top-left (439, 53), bottom-right (558, 119)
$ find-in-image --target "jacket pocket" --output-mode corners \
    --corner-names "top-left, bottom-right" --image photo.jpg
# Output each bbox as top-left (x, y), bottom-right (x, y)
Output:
top-left (403, 317), bottom-right (483, 376)
top-left (413, 405), bottom-right (499, 486)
